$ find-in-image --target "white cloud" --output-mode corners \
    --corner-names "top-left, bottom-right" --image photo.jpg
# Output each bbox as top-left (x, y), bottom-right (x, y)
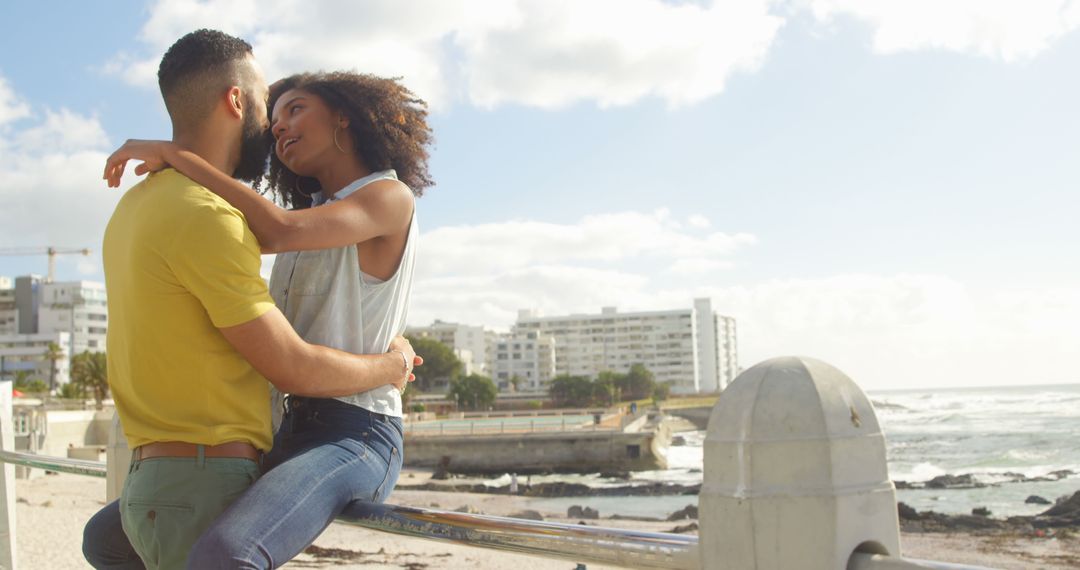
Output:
top-left (0, 76), bottom-right (31, 126)
top-left (459, 0), bottom-right (783, 108)
top-left (802, 0), bottom-right (1080, 61)
top-left (96, 52), bottom-right (160, 89)
top-left (107, 1), bottom-right (1080, 111)
top-left (76, 256), bottom-right (100, 276)
top-left (12, 109), bottom-right (110, 154)
top-left (106, 0), bottom-right (783, 109)
top-left (417, 209), bottom-right (756, 277)
top-left (688, 214), bottom-right (711, 228)
top-left (408, 207), bottom-right (754, 335)
top-left (704, 276), bottom-right (1080, 389)
top-left (407, 211), bottom-right (1080, 389)
top-left (668, 257), bottom-right (733, 274)
top-left (411, 265), bottom-right (651, 330)
top-left (0, 75), bottom-right (123, 253)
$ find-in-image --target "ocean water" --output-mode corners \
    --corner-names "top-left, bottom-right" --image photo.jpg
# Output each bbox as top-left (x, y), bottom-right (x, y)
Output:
top-left (518, 384), bottom-right (1080, 520)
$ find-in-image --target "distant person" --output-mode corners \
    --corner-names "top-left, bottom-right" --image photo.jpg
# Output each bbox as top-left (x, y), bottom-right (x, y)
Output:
top-left (85, 31), bottom-right (433, 570)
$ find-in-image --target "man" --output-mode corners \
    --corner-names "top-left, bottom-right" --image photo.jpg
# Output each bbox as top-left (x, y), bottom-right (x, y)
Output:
top-left (87, 29), bottom-right (417, 569)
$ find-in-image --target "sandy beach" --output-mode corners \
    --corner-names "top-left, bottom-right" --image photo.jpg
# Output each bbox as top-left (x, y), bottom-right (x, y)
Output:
top-left (13, 471), bottom-right (1079, 569)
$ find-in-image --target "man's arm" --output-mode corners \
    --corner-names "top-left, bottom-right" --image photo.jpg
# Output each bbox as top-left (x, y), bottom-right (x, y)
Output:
top-left (220, 309), bottom-right (416, 397)
top-left (162, 191), bottom-right (417, 396)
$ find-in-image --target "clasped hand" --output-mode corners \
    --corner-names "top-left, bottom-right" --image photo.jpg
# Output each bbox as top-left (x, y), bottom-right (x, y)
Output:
top-left (388, 336), bottom-right (423, 391)
top-left (102, 139), bottom-right (176, 187)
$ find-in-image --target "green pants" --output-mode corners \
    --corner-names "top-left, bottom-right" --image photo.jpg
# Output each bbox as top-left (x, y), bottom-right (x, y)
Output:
top-left (119, 454), bottom-right (260, 570)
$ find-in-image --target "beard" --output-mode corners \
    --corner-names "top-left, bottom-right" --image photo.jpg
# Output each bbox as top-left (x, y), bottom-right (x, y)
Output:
top-left (233, 95), bottom-right (272, 183)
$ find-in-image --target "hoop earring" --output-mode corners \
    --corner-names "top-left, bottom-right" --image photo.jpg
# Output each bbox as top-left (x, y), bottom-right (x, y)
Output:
top-left (293, 175), bottom-right (319, 198)
top-left (333, 126), bottom-right (346, 153)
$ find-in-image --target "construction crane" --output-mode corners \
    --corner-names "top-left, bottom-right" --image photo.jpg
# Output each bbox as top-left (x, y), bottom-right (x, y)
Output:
top-left (0, 247), bottom-right (92, 283)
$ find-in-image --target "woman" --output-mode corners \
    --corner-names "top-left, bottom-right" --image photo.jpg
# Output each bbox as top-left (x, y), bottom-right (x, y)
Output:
top-left (90, 71), bottom-right (434, 569)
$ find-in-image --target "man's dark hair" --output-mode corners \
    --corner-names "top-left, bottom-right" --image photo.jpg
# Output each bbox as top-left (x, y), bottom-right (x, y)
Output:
top-left (157, 29), bottom-right (255, 129)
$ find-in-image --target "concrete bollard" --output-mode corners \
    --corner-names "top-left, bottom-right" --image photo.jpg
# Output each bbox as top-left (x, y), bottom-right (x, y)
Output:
top-left (0, 381), bottom-right (17, 569)
top-left (699, 357), bottom-right (900, 570)
top-left (105, 412), bottom-right (129, 503)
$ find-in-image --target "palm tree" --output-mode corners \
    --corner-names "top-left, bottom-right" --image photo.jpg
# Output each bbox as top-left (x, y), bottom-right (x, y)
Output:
top-left (42, 342), bottom-right (64, 393)
top-left (70, 351), bottom-right (108, 409)
top-left (508, 375), bottom-right (524, 393)
top-left (12, 370), bottom-right (32, 388)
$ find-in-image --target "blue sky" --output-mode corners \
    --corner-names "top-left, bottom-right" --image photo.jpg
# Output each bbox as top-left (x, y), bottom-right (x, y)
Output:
top-left (2, 1), bottom-right (1078, 389)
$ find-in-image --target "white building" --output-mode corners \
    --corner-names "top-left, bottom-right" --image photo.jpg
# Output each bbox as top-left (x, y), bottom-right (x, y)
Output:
top-left (0, 331), bottom-right (72, 387)
top-left (0, 276), bottom-right (107, 390)
top-left (0, 277), bottom-right (16, 336)
top-left (405, 320), bottom-right (490, 376)
top-left (513, 298), bottom-right (738, 394)
top-left (491, 330), bottom-right (556, 392)
top-left (717, 314), bottom-right (739, 389)
top-left (37, 281), bottom-right (108, 354)
top-left (694, 299), bottom-right (740, 393)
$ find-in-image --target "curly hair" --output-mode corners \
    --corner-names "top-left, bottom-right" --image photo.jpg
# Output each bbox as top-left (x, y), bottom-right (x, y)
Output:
top-left (265, 72), bottom-right (434, 209)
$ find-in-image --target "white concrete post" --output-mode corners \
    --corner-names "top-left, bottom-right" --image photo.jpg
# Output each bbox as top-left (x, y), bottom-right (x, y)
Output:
top-left (105, 411), bottom-right (129, 503)
top-left (699, 357), bottom-right (900, 570)
top-left (0, 381), bottom-right (18, 569)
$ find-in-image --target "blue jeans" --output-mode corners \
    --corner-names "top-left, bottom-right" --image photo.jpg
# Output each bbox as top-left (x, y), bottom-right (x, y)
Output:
top-left (83, 398), bottom-right (404, 569)
top-left (84, 499), bottom-right (144, 570)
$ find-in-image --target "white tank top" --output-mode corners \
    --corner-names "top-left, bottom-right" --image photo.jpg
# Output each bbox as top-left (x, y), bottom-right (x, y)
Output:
top-left (268, 170), bottom-right (416, 423)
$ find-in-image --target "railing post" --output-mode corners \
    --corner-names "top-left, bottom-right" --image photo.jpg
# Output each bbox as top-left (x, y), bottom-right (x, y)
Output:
top-left (105, 411), bottom-right (129, 502)
top-left (0, 381), bottom-right (17, 569)
top-left (699, 357), bottom-right (901, 570)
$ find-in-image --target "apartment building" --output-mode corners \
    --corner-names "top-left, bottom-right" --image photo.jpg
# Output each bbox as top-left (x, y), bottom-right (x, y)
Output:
top-left (6, 276), bottom-right (108, 354)
top-left (490, 330), bottom-right (556, 392)
top-left (513, 298), bottom-right (738, 394)
top-left (37, 280), bottom-right (108, 354)
top-left (0, 331), bottom-right (71, 387)
top-left (0, 277), bottom-right (15, 336)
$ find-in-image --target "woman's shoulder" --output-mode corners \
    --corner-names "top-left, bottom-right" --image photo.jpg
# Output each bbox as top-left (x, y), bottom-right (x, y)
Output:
top-left (341, 176), bottom-right (415, 206)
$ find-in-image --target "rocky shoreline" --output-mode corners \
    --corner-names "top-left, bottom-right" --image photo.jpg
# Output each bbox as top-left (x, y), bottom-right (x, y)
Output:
top-left (899, 490), bottom-right (1080, 534)
top-left (13, 472), bottom-right (1080, 569)
top-left (400, 468), bottom-right (1078, 499)
top-left (894, 469), bottom-right (1075, 490)
top-left (439, 490), bottom-right (1080, 538)
top-left (399, 478), bottom-right (1080, 537)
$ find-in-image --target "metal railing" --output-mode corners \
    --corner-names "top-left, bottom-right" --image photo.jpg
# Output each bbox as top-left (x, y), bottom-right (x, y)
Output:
top-left (404, 416), bottom-right (620, 436)
top-left (0, 445), bottom-right (697, 568)
top-left (0, 449), bottom-right (106, 478)
top-left (0, 448), bottom-right (998, 570)
top-left (337, 502), bottom-right (698, 569)
top-left (0, 359), bottom-right (1003, 570)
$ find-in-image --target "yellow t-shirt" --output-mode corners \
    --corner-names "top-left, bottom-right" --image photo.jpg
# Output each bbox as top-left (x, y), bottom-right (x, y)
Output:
top-left (103, 168), bottom-right (276, 451)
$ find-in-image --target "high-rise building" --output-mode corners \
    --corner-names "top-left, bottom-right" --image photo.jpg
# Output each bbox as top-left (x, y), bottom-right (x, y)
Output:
top-left (694, 298), bottom-right (740, 392)
top-left (0, 277), bottom-right (16, 336)
top-left (513, 298), bottom-right (738, 394)
top-left (717, 314), bottom-right (739, 389)
top-left (0, 276), bottom-right (107, 388)
top-left (37, 281), bottom-right (108, 354)
top-left (490, 330), bottom-right (556, 392)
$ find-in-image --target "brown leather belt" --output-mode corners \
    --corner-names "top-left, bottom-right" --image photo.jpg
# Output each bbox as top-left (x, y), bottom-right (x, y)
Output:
top-left (133, 441), bottom-right (261, 463)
